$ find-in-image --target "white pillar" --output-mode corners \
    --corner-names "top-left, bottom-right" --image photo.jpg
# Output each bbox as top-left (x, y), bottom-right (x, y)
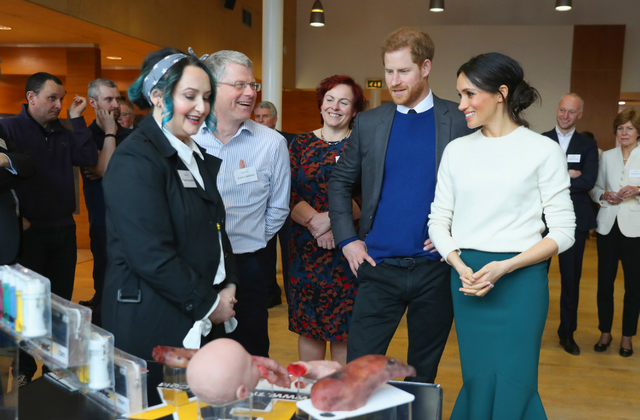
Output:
top-left (262, 0), bottom-right (284, 130)
top-left (370, 89), bottom-right (381, 109)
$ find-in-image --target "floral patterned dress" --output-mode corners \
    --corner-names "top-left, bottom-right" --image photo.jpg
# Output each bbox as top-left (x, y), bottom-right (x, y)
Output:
top-left (288, 131), bottom-right (359, 341)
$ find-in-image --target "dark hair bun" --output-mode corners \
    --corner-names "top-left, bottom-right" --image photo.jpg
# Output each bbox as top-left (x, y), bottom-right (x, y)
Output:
top-left (510, 81), bottom-right (540, 116)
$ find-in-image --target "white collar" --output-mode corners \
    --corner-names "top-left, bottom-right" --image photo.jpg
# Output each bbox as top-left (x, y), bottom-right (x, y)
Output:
top-left (396, 89), bottom-right (434, 114)
top-left (555, 126), bottom-right (575, 139)
top-left (156, 119), bottom-right (204, 162)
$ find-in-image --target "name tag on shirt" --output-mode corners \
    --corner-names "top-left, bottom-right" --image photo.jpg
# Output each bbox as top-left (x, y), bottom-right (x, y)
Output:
top-left (178, 170), bottom-right (197, 188)
top-left (0, 138), bottom-right (6, 150)
top-left (234, 167), bottom-right (258, 185)
top-left (567, 154), bottom-right (581, 163)
top-left (629, 169), bottom-right (640, 178)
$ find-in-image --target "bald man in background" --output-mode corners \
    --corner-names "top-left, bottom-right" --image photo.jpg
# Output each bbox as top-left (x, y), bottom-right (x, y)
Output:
top-left (542, 93), bottom-right (598, 355)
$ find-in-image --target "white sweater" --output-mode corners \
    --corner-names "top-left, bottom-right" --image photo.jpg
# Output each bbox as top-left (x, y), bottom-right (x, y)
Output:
top-left (428, 126), bottom-right (576, 263)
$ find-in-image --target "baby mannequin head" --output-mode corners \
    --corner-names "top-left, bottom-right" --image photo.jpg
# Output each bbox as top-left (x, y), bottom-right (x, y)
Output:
top-left (186, 339), bottom-right (262, 404)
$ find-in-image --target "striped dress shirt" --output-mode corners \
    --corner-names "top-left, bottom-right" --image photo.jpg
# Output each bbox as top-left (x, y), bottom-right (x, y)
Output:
top-left (193, 119), bottom-right (290, 254)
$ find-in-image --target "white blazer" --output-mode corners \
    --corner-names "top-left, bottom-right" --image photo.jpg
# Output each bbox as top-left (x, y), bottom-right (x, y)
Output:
top-left (590, 144), bottom-right (640, 237)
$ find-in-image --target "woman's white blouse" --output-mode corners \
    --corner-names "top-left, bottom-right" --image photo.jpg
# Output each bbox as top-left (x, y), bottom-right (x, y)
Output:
top-left (428, 126), bottom-right (576, 263)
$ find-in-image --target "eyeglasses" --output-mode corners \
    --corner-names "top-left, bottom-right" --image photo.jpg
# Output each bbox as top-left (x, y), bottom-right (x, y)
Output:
top-left (217, 81), bottom-right (262, 92)
top-left (120, 112), bottom-right (134, 117)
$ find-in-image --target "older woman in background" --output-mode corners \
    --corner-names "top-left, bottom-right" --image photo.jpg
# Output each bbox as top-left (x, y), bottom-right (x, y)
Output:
top-left (287, 75), bottom-right (365, 365)
top-left (590, 108), bottom-right (640, 357)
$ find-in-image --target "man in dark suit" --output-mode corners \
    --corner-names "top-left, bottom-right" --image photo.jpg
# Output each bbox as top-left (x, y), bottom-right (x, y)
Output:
top-left (542, 93), bottom-right (598, 355)
top-left (328, 27), bottom-right (472, 383)
top-left (0, 126), bottom-right (36, 265)
top-left (254, 100), bottom-right (297, 308)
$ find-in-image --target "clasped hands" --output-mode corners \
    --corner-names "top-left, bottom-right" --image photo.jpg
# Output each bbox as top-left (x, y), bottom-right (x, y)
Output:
top-left (455, 261), bottom-right (510, 297)
top-left (603, 186), bottom-right (640, 205)
top-left (305, 212), bottom-right (335, 250)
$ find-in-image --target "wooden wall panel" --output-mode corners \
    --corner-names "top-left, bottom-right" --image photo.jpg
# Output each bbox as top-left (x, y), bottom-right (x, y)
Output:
top-left (281, 89), bottom-right (321, 135)
top-left (0, 47), bottom-right (67, 76)
top-left (571, 25), bottom-right (625, 150)
top-left (65, 47), bottom-right (101, 125)
top-left (27, 0), bottom-right (297, 89)
top-left (101, 68), bottom-right (139, 93)
top-left (0, 75), bottom-right (31, 115)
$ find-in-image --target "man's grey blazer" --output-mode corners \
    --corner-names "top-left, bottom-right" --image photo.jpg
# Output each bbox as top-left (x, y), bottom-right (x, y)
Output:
top-left (329, 94), bottom-right (472, 245)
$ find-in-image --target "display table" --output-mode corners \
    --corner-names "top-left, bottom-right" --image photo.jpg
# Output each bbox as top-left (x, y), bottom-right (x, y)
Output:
top-left (18, 376), bottom-right (116, 420)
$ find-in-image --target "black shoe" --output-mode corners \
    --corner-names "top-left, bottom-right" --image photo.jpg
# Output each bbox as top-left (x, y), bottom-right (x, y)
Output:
top-left (594, 337), bottom-right (612, 352)
top-left (559, 335), bottom-right (581, 355)
top-left (619, 347), bottom-right (633, 357)
top-left (267, 296), bottom-right (282, 309)
top-left (79, 297), bottom-right (95, 307)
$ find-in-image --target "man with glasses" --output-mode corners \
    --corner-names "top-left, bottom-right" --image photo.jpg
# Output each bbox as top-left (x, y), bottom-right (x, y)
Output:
top-left (117, 98), bottom-right (136, 129)
top-left (193, 50), bottom-right (290, 357)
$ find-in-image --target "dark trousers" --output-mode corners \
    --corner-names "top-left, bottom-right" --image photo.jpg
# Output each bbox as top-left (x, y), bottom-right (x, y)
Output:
top-left (18, 225), bottom-right (77, 300)
top-left (16, 225), bottom-right (77, 379)
top-left (265, 236), bottom-right (281, 301)
top-left (89, 227), bottom-right (107, 327)
top-left (266, 219), bottom-right (291, 301)
top-left (225, 247), bottom-right (271, 357)
top-left (556, 229), bottom-right (588, 337)
top-left (596, 220), bottom-right (640, 336)
top-left (347, 258), bottom-right (453, 383)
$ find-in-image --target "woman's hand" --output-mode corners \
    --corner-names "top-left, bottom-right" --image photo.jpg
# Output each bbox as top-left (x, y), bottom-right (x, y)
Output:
top-left (459, 260), bottom-right (511, 297)
top-left (209, 286), bottom-right (237, 325)
top-left (604, 191), bottom-right (623, 205)
top-left (316, 230), bottom-right (335, 249)
top-left (305, 212), bottom-right (331, 238)
top-left (617, 185), bottom-right (640, 199)
top-left (453, 262), bottom-right (484, 297)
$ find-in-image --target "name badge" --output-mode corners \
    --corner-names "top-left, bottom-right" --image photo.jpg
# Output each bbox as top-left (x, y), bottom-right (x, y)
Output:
top-left (234, 167), bottom-right (258, 185)
top-left (335, 156), bottom-right (340, 162)
top-left (629, 169), bottom-right (640, 178)
top-left (567, 154), bottom-right (581, 163)
top-left (0, 138), bottom-right (6, 150)
top-left (178, 170), bottom-right (197, 188)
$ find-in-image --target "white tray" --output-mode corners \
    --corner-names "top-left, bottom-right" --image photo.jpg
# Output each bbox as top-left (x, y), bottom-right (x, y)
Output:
top-left (296, 383), bottom-right (414, 419)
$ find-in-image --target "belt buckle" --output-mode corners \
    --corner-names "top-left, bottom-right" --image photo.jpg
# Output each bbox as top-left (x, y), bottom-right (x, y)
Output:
top-left (117, 289), bottom-right (142, 303)
top-left (403, 257), bottom-right (416, 269)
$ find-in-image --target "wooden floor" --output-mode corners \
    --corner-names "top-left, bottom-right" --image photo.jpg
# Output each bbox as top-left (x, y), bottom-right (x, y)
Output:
top-left (71, 237), bottom-right (640, 419)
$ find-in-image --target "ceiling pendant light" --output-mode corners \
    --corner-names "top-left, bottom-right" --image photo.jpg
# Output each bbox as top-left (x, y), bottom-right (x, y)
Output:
top-left (430, 0), bottom-right (444, 12)
top-left (310, 0), bottom-right (325, 27)
top-left (555, 0), bottom-right (572, 11)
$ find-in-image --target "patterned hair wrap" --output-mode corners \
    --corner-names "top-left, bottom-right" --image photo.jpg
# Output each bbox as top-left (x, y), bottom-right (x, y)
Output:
top-left (142, 48), bottom-right (209, 106)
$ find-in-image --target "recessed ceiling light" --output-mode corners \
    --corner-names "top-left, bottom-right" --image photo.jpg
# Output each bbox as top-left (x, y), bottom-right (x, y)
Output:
top-left (0, 26), bottom-right (12, 30)
top-left (619, 101), bottom-right (626, 105)
top-left (430, 0), bottom-right (445, 12)
top-left (106, 56), bottom-right (122, 60)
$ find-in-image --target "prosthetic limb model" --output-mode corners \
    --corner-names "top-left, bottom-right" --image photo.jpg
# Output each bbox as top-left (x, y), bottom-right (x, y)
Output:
top-left (287, 360), bottom-right (342, 380)
top-left (152, 346), bottom-right (197, 368)
top-left (186, 339), bottom-right (290, 404)
top-left (309, 355), bottom-right (416, 412)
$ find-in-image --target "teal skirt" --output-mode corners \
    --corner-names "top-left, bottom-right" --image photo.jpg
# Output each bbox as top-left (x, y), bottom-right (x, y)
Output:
top-left (450, 250), bottom-right (548, 420)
